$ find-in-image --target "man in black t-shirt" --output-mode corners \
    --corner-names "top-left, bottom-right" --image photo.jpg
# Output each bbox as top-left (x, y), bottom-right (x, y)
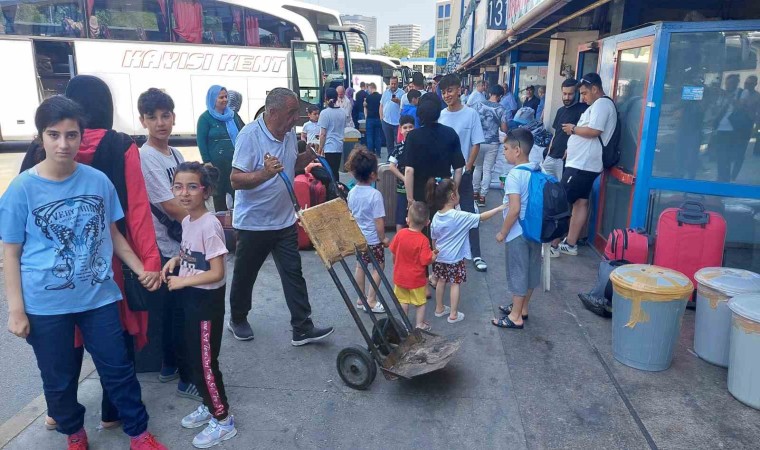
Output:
top-left (543, 78), bottom-right (588, 182)
top-left (364, 82), bottom-right (383, 157)
top-left (403, 95), bottom-right (466, 203)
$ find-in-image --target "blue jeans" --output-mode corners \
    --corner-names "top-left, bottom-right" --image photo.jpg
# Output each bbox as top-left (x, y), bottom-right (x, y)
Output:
top-left (27, 302), bottom-right (149, 437)
top-left (366, 118), bottom-right (382, 157)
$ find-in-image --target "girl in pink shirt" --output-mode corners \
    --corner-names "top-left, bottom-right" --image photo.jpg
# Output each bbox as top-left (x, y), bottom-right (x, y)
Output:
top-left (161, 162), bottom-right (236, 448)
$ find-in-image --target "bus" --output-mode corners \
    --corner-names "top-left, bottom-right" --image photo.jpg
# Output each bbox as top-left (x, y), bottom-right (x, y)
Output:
top-left (350, 53), bottom-right (411, 94)
top-left (0, 0), bottom-right (366, 141)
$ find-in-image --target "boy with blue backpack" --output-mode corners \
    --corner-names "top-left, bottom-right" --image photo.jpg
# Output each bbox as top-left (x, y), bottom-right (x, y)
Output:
top-left (493, 128), bottom-right (570, 329)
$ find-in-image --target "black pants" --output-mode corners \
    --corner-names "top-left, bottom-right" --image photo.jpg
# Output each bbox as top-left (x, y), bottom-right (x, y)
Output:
top-left (714, 130), bottom-right (750, 182)
top-left (229, 225), bottom-right (314, 333)
top-left (161, 256), bottom-right (190, 383)
top-left (458, 171), bottom-right (481, 258)
top-left (324, 152), bottom-right (342, 182)
top-left (185, 286), bottom-right (229, 420)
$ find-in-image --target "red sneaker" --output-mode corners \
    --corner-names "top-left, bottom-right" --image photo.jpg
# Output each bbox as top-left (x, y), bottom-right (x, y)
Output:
top-left (67, 429), bottom-right (88, 450)
top-left (130, 431), bottom-right (167, 450)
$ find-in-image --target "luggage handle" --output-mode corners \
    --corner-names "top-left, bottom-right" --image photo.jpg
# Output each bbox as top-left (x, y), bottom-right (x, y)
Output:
top-left (677, 201), bottom-right (709, 227)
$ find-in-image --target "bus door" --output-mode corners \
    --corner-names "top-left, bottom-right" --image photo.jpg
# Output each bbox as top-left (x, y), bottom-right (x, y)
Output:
top-left (0, 38), bottom-right (38, 141)
top-left (291, 41), bottom-right (324, 126)
top-left (33, 40), bottom-right (76, 98)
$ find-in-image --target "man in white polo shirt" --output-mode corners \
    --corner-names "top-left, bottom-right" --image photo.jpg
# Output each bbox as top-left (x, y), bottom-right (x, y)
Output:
top-left (228, 88), bottom-right (334, 345)
top-left (553, 72), bottom-right (617, 256)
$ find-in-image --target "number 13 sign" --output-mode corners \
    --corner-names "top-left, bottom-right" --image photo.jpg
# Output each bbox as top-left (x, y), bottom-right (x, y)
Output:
top-left (488, 0), bottom-right (508, 30)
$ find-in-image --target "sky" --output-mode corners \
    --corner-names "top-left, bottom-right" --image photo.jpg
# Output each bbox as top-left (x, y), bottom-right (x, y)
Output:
top-left (302, 0), bottom-right (438, 47)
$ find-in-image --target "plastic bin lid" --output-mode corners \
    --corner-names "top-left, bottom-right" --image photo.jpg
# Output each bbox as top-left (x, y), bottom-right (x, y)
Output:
top-left (695, 267), bottom-right (760, 296)
top-left (610, 264), bottom-right (694, 298)
top-left (344, 127), bottom-right (361, 139)
top-left (728, 293), bottom-right (760, 322)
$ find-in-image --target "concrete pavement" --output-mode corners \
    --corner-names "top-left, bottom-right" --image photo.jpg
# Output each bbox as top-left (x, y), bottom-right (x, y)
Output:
top-left (2, 194), bottom-right (760, 449)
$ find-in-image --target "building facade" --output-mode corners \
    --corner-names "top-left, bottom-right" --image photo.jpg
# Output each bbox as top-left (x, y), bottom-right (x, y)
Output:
top-left (340, 14), bottom-right (378, 50)
top-left (435, 0), bottom-right (453, 69)
top-left (343, 21), bottom-right (367, 52)
top-left (448, 0), bottom-right (760, 273)
top-left (389, 24), bottom-right (421, 51)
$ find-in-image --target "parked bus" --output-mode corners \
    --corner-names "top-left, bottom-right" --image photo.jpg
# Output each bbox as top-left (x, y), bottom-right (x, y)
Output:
top-left (350, 53), bottom-right (411, 94)
top-left (0, 0), bottom-right (365, 141)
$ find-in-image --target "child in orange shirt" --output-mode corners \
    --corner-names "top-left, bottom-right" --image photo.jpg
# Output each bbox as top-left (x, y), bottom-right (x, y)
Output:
top-left (389, 201), bottom-right (438, 330)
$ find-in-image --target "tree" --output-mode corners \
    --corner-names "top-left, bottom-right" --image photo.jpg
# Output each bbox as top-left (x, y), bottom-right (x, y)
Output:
top-left (376, 43), bottom-right (411, 59)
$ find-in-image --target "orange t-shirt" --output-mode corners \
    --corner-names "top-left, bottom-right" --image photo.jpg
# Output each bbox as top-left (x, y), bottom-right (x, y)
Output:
top-left (389, 228), bottom-right (435, 289)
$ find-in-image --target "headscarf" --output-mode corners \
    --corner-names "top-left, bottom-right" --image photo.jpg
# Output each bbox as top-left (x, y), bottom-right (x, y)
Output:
top-left (65, 75), bottom-right (114, 129)
top-left (205, 85), bottom-right (239, 144)
top-left (227, 90), bottom-right (243, 113)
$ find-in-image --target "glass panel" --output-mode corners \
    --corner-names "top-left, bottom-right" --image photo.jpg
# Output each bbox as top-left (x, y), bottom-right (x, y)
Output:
top-left (649, 190), bottom-right (760, 273)
top-left (579, 51), bottom-right (598, 77)
top-left (614, 45), bottom-right (650, 173)
top-left (320, 42), bottom-right (347, 87)
top-left (600, 176), bottom-right (632, 238)
top-left (292, 41), bottom-right (321, 106)
top-left (652, 30), bottom-right (760, 186)
top-left (517, 65), bottom-right (547, 104)
top-left (1, 1), bottom-right (83, 37)
top-left (244, 7), bottom-right (302, 48)
top-left (91, 0), bottom-right (170, 42)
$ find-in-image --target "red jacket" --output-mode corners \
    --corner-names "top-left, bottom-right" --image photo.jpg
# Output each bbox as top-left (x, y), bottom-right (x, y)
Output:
top-left (73, 129), bottom-right (161, 350)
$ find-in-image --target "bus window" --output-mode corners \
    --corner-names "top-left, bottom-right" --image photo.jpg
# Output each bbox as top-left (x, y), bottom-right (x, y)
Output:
top-left (1, 1), bottom-right (84, 38)
top-left (320, 42), bottom-right (347, 87)
top-left (198, 0), bottom-right (240, 45)
top-left (171, 0), bottom-right (202, 43)
top-left (89, 1), bottom-right (170, 42)
top-left (243, 9), bottom-right (302, 48)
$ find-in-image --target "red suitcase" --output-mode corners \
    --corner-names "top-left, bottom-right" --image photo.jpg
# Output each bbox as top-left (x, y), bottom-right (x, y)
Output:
top-left (605, 228), bottom-right (649, 264)
top-left (294, 173), bottom-right (326, 250)
top-left (653, 201), bottom-right (726, 288)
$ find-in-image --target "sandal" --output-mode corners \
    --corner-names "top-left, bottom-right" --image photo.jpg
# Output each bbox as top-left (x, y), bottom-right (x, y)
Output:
top-left (473, 257), bottom-right (487, 272)
top-left (434, 305), bottom-right (451, 317)
top-left (498, 304), bottom-right (529, 320)
top-left (415, 322), bottom-right (432, 332)
top-left (492, 316), bottom-right (524, 329)
top-left (44, 416), bottom-right (56, 431)
top-left (477, 196), bottom-right (486, 207)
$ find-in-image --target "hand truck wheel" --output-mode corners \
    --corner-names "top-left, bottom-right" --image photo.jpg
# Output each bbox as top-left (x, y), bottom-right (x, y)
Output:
top-left (336, 345), bottom-right (377, 390)
top-left (371, 317), bottom-right (401, 356)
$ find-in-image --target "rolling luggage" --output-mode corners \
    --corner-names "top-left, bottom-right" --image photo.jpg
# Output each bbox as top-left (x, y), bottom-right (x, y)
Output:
top-left (653, 201), bottom-right (726, 288)
top-left (605, 228), bottom-right (649, 264)
top-left (294, 173), bottom-right (326, 249)
top-left (376, 163), bottom-right (399, 229)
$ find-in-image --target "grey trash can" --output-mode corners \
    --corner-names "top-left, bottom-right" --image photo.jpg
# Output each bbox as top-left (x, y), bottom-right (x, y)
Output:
top-left (694, 268), bottom-right (760, 367)
top-left (610, 264), bottom-right (693, 371)
top-left (727, 293), bottom-right (760, 410)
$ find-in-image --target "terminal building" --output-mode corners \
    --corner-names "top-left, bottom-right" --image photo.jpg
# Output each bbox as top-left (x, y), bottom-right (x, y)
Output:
top-left (448, 0), bottom-right (760, 272)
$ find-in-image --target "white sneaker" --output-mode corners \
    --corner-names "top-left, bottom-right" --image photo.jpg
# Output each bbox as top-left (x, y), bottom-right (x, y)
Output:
top-left (447, 311), bottom-right (465, 323)
top-left (549, 246), bottom-right (560, 258)
top-left (558, 239), bottom-right (578, 256)
top-left (182, 405), bottom-right (212, 429)
top-left (192, 416), bottom-right (237, 448)
top-left (434, 305), bottom-right (451, 317)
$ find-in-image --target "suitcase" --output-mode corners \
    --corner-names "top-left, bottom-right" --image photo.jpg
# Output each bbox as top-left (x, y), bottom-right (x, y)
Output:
top-left (605, 228), bottom-right (649, 264)
top-left (653, 201), bottom-right (726, 289)
top-left (376, 163), bottom-right (399, 229)
top-left (294, 173), bottom-right (327, 249)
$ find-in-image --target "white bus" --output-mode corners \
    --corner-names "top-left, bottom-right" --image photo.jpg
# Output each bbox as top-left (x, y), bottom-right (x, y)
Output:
top-left (0, 0), bottom-right (366, 141)
top-left (350, 53), bottom-right (410, 94)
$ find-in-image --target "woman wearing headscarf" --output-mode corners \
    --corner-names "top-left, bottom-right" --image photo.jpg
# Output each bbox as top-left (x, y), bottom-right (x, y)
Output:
top-left (196, 85), bottom-right (245, 212)
top-left (19, 76), bottom-right (165, 444)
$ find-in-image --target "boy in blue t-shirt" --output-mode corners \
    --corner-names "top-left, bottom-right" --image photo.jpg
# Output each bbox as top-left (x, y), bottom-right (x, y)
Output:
top-left (493, 128), bottom-right (540, 330)
top-left (400, 89), bottom-right (422, 128)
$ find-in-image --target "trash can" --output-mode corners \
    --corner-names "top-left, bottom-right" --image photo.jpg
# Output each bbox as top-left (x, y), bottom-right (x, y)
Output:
top-left (694, 268), bottom-right (760, 367)
top-left (727, 293), bottom-right (760, 410)
top-left (610, 264), bottom-right (694, 371)
top-left (342, 128), bottom-right (361, 173)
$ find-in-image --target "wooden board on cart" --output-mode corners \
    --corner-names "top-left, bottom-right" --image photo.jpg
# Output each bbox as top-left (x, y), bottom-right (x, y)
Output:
top-left (299, 198), bottom-right (368, 267)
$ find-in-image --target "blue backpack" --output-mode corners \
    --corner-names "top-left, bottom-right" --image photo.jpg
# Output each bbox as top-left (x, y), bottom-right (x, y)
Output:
top-left (514, 166), bottom-right (570, 243)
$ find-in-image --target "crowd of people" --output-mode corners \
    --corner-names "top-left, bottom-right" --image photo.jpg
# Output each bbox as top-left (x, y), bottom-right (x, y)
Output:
top-left (0, 68), bottom-right (619, 449)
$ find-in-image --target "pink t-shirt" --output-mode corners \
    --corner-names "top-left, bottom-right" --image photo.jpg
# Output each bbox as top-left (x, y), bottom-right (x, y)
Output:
top-left (179, 212), bottom-right (228, 290)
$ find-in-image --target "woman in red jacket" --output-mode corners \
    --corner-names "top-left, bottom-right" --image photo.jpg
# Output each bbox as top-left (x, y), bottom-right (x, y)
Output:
top-left (21, 76), bottom-right (162, 434)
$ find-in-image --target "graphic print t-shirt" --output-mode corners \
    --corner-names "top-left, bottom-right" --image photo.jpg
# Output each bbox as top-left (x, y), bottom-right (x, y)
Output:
top-left (0, 165), bottom-right (124, 315)
top-left (178, 212), bottom-right (228, 290)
